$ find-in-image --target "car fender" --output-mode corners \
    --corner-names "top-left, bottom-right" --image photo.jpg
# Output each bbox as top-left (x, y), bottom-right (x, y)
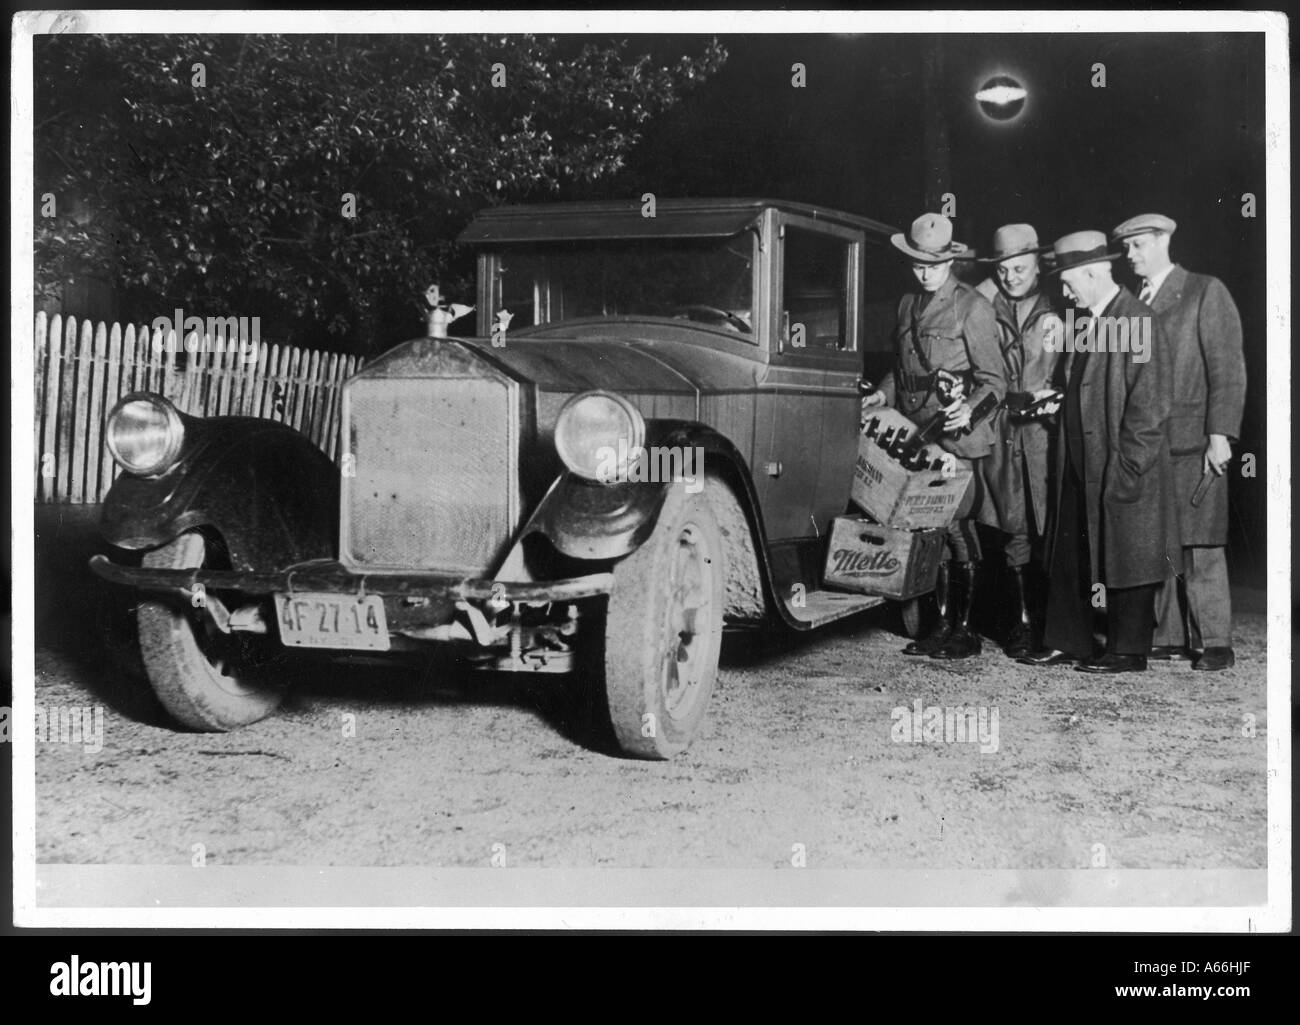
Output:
top-left (525, 421), bottom-right (791, 623)
top-left (101, 413), bottom-right (338, 571)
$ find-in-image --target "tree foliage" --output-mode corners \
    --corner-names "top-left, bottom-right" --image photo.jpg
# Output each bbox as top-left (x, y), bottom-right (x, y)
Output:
top-left (35, 34), bottom-right (725, 350)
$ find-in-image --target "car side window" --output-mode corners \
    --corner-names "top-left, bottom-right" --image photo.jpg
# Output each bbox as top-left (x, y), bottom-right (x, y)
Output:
top-left (497, 252), bottom-right (545, 329)
top-left (782, 227), bottom-right (853, 351)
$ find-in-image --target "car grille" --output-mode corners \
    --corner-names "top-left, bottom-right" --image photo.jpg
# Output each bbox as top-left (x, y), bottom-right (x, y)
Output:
top-left (342, 370), bottom-right (520, 575)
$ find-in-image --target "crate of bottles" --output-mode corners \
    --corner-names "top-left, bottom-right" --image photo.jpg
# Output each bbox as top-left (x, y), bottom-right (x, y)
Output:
top-left (823, 514), bottom-right (946, 599)
top-left (853, 408), bottom-right (974, 529)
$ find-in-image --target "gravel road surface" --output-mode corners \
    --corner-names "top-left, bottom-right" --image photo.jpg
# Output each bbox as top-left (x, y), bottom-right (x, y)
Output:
top-left (34, 568), bottom-right (1269, 870)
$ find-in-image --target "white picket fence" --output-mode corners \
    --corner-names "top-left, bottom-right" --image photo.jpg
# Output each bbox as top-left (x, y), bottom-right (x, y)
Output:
top-left (33, 312), bottom-right (362, 503)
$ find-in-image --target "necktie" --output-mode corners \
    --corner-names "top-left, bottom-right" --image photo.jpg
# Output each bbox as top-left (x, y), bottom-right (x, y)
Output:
top-left (1139, 279), bottom-right (1153, 304)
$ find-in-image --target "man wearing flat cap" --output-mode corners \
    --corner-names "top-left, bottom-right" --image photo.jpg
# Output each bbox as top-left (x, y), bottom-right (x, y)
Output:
top-left (975, 224), bottom-right (1065, 657)
top-left (863, 212), bottom-right (1006, 660)
top-left (1019, 231), bottom-right (1181, 673)
top-left (1113, 213), bottom-right (1247, 671)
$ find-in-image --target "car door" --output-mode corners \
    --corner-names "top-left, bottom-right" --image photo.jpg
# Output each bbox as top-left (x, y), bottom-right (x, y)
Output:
top-left (753, 212), bottom-right (864, 554)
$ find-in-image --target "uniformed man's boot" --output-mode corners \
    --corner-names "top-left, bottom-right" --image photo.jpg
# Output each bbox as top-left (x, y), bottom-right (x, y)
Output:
top-left (932, 562), bottom-right (983, 660)
top-left (903, 561), bottom-right (952, 656)
top-left (1003, 565), bottom-right (1036, 659)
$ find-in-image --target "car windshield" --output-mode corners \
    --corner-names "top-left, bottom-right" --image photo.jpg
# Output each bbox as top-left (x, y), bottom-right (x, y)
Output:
top-left (491, 233), bottom-right (757, 334)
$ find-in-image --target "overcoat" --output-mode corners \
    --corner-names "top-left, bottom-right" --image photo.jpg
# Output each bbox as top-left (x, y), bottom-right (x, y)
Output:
top-left (1050, 286), bottom-right (1183, 589)
top-left (1148, 265), bottom-right (1247, 545)
top-left (975, 277), bottom-right (1064, 533)
top-left (877, 275), bottom-right (1006, 464)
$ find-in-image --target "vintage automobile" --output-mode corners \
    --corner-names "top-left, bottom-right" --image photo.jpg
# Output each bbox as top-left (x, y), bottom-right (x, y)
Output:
top-left (90, 198), bottom-right (918, 759)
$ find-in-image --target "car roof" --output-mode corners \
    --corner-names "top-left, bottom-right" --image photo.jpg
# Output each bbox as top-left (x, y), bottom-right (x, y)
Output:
top-left (457, 197), bottom-right (899, 245)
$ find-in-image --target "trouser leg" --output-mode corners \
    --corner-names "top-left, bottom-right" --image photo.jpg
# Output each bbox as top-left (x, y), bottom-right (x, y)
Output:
top-left (1106, 583), bottom-right (1157, 656)
top-left (1005, 532), bottom-right (1032, 568)
top-left (1184, 545), bottom-right (1232, 648)
top-left (946, 457), bottom-right (983, 563)
top-left (1041, 466), bottom-right (1094, 658)
top-left (1152, 571), bottom-right (1187, 647)
top-left (946, 517), bottom-right (982, 563)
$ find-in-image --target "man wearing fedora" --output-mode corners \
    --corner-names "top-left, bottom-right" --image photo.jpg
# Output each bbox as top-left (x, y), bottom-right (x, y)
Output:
top-left (1112, 214), bottom-right (1246, 672)
top-left (1019, 231), bottom-right (1180, 673)
top-left (975, 224), bottom-right (1066, 658)
top-left (863, 212), bottom-right (1005, 660)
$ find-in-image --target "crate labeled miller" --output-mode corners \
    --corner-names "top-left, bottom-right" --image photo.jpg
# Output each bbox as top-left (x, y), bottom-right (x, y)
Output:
top-left (822, 514), bottom-right (946, 600)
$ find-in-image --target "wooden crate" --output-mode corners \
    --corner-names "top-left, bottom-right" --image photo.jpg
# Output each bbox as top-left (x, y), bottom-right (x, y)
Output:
top-left (852, 408), bottom-right (973, 529)
top-left (822, 515), bottom-right (945, 600)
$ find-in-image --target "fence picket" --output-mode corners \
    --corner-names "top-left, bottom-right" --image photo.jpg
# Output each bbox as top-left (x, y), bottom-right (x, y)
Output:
top-left (83, 322), bottom-right (109, 503)
top-left (283, 347), bottom-right (298, 429)
top-left (39, 315), bottom-right (62, 500)
top-left (99, 324), bottom-right (124, 501)
top-left (319, 353), bottom-right (340, 455)
top-left (243, 342), bottom-right (268, 416)
top-left (54, 317), bottom-right (80, 501)
top-left (254, 344), bottom-right (277, 419)
top-left (228, 332), bottom-right (250, 416)
top-left (34, 313), bottom-right (48, 490)
top-left (300, 349), bottom-right (321, 435)
top-left (68, 320), bottom-right (96, 502)
top-left (274, 346), bottom-right (295, 421)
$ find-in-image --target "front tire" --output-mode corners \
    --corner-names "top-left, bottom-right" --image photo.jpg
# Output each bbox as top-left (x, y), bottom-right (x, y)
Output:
top-left (137, 531), bottom-right (284, 730)
top-left (602, 484), bottom-right (725, 759)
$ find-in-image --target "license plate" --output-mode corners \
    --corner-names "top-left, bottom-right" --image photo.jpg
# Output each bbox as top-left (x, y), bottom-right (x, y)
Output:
top-left (273, 592), bottom-right (391, 651)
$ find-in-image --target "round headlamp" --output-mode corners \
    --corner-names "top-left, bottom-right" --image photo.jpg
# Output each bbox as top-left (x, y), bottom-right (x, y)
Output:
top-left (105, 393), bottom-right (186, 476)
top-left (554, 390), bottom-right (646, 483)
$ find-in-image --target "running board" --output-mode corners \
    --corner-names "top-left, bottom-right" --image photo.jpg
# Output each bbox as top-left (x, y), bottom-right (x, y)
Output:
top-left (783, 588), bottom-right (886, 629)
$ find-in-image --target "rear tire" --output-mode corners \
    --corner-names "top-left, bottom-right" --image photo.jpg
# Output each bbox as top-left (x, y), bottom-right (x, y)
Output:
top-left (137, 532), bottom-right (284, 730)
top-left (601, 484), bottom-right (725, 759)
top-left (901, 597), bottom-right (925, 639)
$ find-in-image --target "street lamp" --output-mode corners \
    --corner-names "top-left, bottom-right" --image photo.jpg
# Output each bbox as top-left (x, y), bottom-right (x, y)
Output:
top-left (975, 75), bottom-right (1028, 122)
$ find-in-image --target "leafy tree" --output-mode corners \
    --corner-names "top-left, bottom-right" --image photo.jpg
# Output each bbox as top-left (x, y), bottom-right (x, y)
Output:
top-left (34, 34), bottom-right (725, 351)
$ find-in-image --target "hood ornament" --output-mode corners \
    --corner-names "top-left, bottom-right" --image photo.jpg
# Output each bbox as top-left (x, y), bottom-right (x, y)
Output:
top-left (424, 284), bottom-right (474, 338)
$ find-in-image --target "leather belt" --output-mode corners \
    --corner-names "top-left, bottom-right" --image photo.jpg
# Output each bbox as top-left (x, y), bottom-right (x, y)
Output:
top-left (897, 369), bottom-right (936, 393)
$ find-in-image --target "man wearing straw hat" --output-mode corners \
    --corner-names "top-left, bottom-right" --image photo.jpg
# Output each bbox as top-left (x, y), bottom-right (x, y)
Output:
top-left (862, 212), bottom-right (1005, 660)
top-left (1018, 230), bottom-right (1180, 673)
top-left (1111, 213), bottom-right (1246, 672)
top-left (975, 223), bottom-right (1065, 659)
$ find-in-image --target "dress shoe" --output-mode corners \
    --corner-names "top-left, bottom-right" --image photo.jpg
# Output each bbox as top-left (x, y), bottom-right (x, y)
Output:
top-left (1193, 647), bottom-right (1235, 671)
top-left (1075, 653), bottom-right (1147, 674)
top-left (1016, 648), bottom-right (1077, 666)
top-left (1149, 645), bottom-right (1193, 661)
top-left (1003, 620), bottom-right (1034, 659)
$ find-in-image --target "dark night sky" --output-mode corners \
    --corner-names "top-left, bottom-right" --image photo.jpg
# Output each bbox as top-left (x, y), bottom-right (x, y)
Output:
top-left (620, 33), bottom-right (1264, 286)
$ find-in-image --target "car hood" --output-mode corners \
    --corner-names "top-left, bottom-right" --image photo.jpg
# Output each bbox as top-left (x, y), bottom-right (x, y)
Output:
top-left (458, 319), bottom-right (766, 397)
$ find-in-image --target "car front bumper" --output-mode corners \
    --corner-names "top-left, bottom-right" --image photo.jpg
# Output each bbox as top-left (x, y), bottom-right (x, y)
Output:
top-left (88, 555), bottom-right (613, 603)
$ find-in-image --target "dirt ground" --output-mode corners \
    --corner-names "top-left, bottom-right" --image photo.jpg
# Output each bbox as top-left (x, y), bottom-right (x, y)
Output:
top-left (31, 514), bottom-right (1269, 870)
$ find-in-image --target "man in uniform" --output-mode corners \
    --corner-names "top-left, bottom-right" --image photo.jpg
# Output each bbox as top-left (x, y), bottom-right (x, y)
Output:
top-left (975, 224), bottom-right (1065, 658)
top-left (1112, 214), bottom-right (1246, 672)
top-left (862, 212), bottom-right (1006, 660)
top-left (1019, 231), bottom-right (1181, 672)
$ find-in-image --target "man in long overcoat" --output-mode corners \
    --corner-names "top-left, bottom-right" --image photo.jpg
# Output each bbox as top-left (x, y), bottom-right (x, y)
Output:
top-left (1112, 213), bottom-right (1247, 671)
top-left (1019, 231), bottom-right (1182, 673)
